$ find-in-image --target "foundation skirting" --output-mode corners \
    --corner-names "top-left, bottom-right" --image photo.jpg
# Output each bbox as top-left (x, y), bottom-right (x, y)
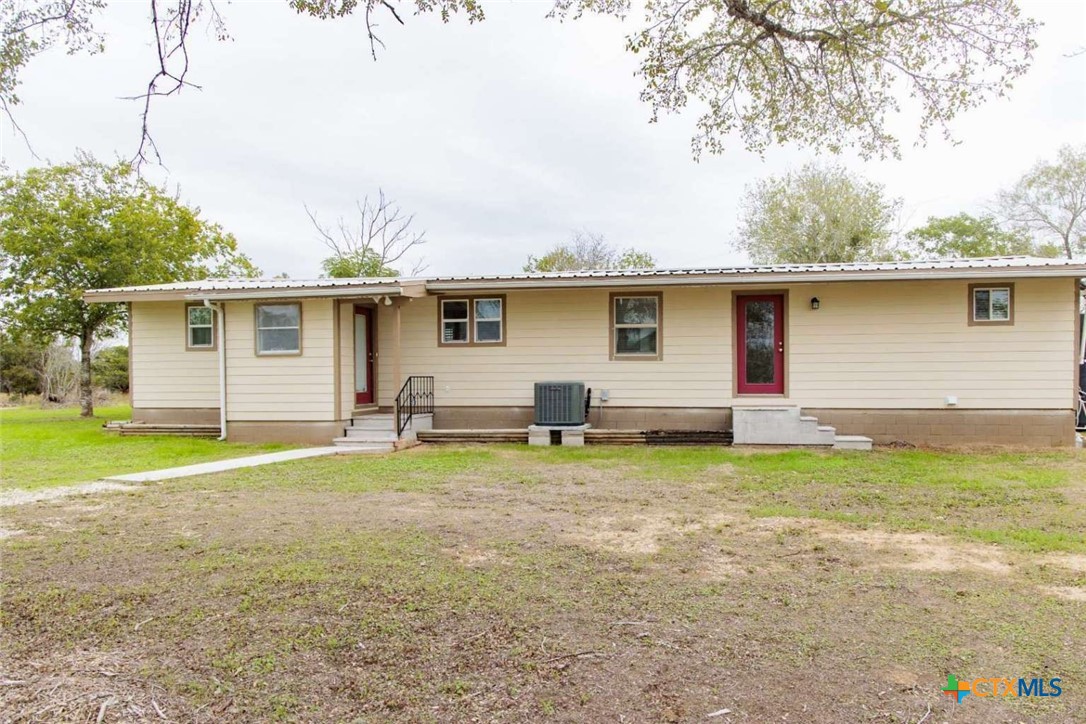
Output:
top-left (132, 407), bottom-right (220, 425)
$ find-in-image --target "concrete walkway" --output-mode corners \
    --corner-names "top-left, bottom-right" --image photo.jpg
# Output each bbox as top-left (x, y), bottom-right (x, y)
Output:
top-left (102, 447), bottom-right (342, 483)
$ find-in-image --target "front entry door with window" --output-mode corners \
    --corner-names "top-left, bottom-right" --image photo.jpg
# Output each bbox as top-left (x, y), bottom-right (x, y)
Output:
top-left (354, 306), bottom-right (375, 405)
top-left (736, 295), bottom-right (785, 395)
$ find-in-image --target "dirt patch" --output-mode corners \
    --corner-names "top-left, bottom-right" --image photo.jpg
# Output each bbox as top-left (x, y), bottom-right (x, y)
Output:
top-left (1040, 586), bottom-right (1086, 602)
top-left (0, 481), bottom-right (139, 508)
top-left (816, 526), bottom-right (1013, 575)
top-left (1042, 553), bottom-right (1086, 573)
top-left (573, 512), bottom-right (739, 555)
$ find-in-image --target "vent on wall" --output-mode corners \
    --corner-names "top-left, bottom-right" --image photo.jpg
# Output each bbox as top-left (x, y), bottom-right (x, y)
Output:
top-left (534, 382), bottom-right (586, 426)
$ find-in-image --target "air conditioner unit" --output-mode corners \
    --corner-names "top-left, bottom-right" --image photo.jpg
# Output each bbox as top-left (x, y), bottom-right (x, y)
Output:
top-left (534, 382), bottom-right (586, 426)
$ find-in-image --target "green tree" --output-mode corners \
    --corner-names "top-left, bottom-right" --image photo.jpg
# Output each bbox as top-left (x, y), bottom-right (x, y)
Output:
top-left (904, 213), bottom-right (1043, 259)
top-left (997, 145), bottom-right (1086, 259)
top-left (736, 164), bottom-right (901, 264)
top-left (2, 1), bottom-right (1038, 162)
top-left (0, 154), bottom-right (259, 417)
top-left (523, 231), bottom-right (656, 272)
top-left (320, 250), bottom-right (399, 278)
top-left (91, 345), bottom-right (130, 393)
top-left (0, 328), bottom-right (44, 397)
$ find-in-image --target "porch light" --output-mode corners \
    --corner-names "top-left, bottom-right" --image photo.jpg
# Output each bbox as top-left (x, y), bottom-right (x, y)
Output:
top-left (810, 297), bottom-right (820, 310)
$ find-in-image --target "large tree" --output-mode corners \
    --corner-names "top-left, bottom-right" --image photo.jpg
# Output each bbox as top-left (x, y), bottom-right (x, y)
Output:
top-left (736, 163), bottom-right (901, 264)
top-left (904, 212), bottom-right (1060, 259)
top-left (997, 145), bottom-right (1086, 259)
top-left (523, 231), bottom-right (655, 272)
top-left (0, 154), bottom-right (258, 417)
top-left (1, 1), bottom-right (1038, 163)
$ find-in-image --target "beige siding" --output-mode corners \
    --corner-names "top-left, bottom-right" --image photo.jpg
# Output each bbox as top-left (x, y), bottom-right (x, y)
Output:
top-left (224, 299), bottom-right (336, 421)
top-left (376, 278), bottom-right (1075, 411)
top-left (787, 278), bottom-right (1075, 409)
top-left (377, 287), bottom-right (733, 408)
top-left (132, 277), bottom-right (1076, 420)
top-left (130, 301), bottom-right (219, 408)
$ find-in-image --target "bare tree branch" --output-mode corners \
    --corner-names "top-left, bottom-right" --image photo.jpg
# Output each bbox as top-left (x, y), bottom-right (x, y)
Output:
top-left (307, 189), bottom-right (427, 277)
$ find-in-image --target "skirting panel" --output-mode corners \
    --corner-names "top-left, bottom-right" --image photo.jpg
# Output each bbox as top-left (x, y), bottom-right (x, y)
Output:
top-left (434, 406), bottom-right (733, 431)
top-left (804, 408), bottom-right (1075, 447)
top-left (226, 421), bottom-right (347, 445)
top-left (132, 407), bottom-right (220, 425)
top-left (434, 406), bottom-right (1075, 447)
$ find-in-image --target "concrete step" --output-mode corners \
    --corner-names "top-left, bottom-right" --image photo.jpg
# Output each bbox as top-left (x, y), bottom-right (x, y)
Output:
top-left (344, 428), bottom-right (397, 441)
top-left (833, 435), bottom-right (873, 451)
top-left (332, 439), bottom-right (395, 453)
top-left (350, 418), bottom-right (395, 431)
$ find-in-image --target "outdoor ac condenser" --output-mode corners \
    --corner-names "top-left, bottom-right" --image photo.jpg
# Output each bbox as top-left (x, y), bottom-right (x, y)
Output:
top-left (534, 382), bottom-right (586, 426)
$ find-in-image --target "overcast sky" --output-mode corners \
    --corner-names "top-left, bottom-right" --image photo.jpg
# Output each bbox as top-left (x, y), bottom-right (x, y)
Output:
top-left (2, 1), bottom-right (1085, 277)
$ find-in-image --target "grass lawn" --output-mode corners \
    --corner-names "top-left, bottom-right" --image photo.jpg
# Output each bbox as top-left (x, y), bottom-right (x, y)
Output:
top-left (2, 445), bottom-right (1085, 721)
top-left (0, 405), bottom-right (293, 489)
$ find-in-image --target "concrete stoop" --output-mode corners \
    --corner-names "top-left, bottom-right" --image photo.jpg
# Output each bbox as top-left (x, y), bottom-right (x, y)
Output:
top-left (333, 413), bottom-right (433, 453)
top-left (733, 406), bottom-right (872, 451)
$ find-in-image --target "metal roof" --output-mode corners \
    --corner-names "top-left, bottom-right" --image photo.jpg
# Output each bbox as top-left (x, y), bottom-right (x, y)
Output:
top-left (421, 255), bottom-right (1084, 282)
top-left (84, 256), bottom-right (1086, 301)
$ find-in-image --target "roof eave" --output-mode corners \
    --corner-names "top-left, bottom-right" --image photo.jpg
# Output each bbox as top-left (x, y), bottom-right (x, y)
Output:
top-left (84, 279), bottom-right (428, 303)
top-left (424, 266), bottom-right (1086, 291)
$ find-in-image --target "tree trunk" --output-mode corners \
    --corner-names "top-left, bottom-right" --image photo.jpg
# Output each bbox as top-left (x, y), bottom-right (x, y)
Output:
top-left (79, 331), bottom-right (94, 417)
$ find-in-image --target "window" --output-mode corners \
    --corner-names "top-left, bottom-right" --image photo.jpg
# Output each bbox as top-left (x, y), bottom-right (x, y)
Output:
top-left (969, 284), bottom-right (1014, 325)
top-left (255, 303), bottom-right (302, 355)
top-left (611, 293), bottom-right (661, 359)
top-left (474, 298), bottom-right (503, 343)
top-left (441, 299), bottom-right (469, 343)
top-left (439, 296), bottom-right (506, 346)
top-left (186, 305), bottom-right (215, 349)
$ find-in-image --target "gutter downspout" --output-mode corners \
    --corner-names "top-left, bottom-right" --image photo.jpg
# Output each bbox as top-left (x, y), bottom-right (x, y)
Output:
top-left (1079, 283), bottom-right (1085, 364)
top-left (205, 299), bottom-right (227, 441)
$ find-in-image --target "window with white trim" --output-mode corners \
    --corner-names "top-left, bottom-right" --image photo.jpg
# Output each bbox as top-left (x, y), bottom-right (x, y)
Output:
top-left (474, 298), bottom-right (503, 343)
top-left (441, 299), bottom-right (469, 343)
top-left (255, 303), bottom-right (302, 354)
top-left (186, 305), bottom-right (214, 349)
top-left (440, 297), bottom-right (505, 345)
top-left (971, 286), bottom-right (1013, 323)
top-left (613, 295), bottom-right (660, 357)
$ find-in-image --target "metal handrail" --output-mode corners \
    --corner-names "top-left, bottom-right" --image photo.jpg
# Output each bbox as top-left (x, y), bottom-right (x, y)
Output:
top-left (395, 376), bottom-right (435, 437)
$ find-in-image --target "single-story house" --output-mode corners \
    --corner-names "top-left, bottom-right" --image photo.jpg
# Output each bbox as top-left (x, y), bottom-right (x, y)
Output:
top-left (85, 256), bottom-right (1086, 448)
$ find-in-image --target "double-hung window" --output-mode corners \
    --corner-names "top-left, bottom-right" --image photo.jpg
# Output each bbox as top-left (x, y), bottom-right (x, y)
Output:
top-left (612, 293), bottom-right (661, 359)
top-left (440, 297), bottom-right (505, 346)
top-left (969, 284), bottom-right (1014, 325)
top-left (186, 305), bottom-right (215, 349)
top-left (474, 298), bottom-right (503, 343)
top-left (255, 303), bottom-right (302, 355)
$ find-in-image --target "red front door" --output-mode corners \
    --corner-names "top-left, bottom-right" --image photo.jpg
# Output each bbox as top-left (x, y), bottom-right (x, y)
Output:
top-left (736, 295), bottom-right (785, 395)
top-left (354, 306), bottom-right (375, 405)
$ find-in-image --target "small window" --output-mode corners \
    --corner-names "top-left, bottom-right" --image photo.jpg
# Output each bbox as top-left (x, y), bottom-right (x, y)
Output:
top-left (612, 294), bottom-right (661, 359)
top-left (441, 300), bottom-right (469, 343)
top-left (969, 284), bottom-right (1014, 325)
top-left (439, 296), bottom-right (506, 346)
top-left (256, 303), bottom-right (302, 355)
top-left (186, 305), bottom-right (215, 349)
top-left (474, 298), bottom-right (503, 343)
